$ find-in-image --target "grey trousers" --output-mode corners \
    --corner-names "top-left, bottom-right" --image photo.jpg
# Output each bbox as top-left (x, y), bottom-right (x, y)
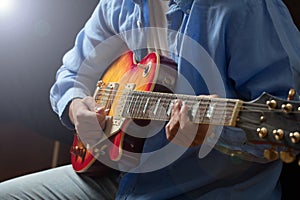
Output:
top-left (0, 165), bottom-right (119, 200)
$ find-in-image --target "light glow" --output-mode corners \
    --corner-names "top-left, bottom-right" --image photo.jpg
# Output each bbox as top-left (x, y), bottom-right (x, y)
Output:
top-left (0, 0), bottom-right (14, 16)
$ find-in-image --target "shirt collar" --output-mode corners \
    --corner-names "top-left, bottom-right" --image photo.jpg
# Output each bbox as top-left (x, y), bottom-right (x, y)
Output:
top-left (132, 0), bottom-right (173, 5)
top-left (131, 0), bottom-right (193, 14)
top-left (170, 0), bottom-right (193, 14)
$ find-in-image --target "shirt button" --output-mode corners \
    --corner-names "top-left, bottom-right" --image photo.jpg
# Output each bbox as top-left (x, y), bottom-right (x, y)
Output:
top-left (186, 9), bottom-right (191, 14)
top-left (137, 20), bottom-right (142, 28)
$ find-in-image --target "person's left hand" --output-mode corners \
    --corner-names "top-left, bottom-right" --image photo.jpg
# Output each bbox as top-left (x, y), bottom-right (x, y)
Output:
top-left (165, 97), bottom-right (214, 147)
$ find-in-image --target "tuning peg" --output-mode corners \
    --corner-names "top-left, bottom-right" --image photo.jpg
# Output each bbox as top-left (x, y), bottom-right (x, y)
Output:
top-left (266, 100), bottom-right (277, 109)
top-left (264, 147), bottom-right (279, 161)
top-left (272, 129), bottom-right (284, 141)
top-left (289, 132), bottom-right (300, 143)
top-left (287, 88), bottom-right (296, 100)
top-left (257, 127), bottom-right (268, 138)
top-left (280, 151), bottom-right (296, 163)
top-left (281, 103), bottom-right (293, 113)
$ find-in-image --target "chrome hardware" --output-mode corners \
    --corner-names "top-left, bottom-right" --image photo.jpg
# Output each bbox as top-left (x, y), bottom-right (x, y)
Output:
top-left (97, 80), bottom-right (105, 88)
top-left (70, 145), bottom-right (86, 158)
top-left (280, 151), bottom-right (296, 163)
top-left (266, 100), bottom-right (277, 109)
top-left (257, 127), bottom-right (268, 138)
top-left (289, 132), bottom-right (300, 144)
top-left (288, 88), bottom-right (296, 100)
top-left (264, 147), bottom-right (279, 161)
top-left (260, 115), bottom-right (265, 123)
top-left (273, 129), bottom-right (284, 141)
top-left (281, 103), bottom-right (293, 113)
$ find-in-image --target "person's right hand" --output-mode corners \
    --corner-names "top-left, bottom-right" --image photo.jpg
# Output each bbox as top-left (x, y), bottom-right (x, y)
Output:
top-left (68, 96), bottom-right (108, 145)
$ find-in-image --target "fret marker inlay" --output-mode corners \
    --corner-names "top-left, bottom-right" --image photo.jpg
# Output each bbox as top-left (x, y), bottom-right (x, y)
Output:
top-left (153, 98), bottom-right (161, 115)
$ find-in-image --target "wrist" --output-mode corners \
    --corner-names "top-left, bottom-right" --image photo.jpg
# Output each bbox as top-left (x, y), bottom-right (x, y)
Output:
top-left (68, 98), bottom-right (82, 125)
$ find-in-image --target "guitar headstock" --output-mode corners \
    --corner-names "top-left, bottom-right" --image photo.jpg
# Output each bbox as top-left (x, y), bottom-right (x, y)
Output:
top-left (236, 89), bottom-right (300, 164)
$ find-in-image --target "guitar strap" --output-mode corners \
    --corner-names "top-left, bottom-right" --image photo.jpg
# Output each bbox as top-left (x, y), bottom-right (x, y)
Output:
top-left (265, 0), bottom-right (300, 93)
top-left (147, 0), bottom-right (169, 56)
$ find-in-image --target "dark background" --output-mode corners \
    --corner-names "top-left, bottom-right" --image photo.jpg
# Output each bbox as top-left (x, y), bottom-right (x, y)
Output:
top-left (0, 0), bottom-right (98, 181)
top-left (0, 0), bottom-right (299, 199)
top-left (0, 0), bottom-right (98, 142)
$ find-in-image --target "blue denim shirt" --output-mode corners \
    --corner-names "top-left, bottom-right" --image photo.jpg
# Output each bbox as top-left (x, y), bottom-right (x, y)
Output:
top-left (50, 0), bottom-right (300, 199)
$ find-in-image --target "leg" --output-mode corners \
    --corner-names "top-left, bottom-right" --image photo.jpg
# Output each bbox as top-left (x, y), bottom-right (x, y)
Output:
top-left (0, 165), bottom-right (119, 200)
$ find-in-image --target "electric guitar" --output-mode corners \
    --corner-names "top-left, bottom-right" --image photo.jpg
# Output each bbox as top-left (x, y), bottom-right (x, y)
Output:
top-left (70, 51), bottom-right (300, 176)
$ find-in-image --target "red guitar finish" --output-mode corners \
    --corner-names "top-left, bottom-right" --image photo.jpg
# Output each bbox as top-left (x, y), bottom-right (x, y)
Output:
top-left (70, 51), bottom-right (177, 175)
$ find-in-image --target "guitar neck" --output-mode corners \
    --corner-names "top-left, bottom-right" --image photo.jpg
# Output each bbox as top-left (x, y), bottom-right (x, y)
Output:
top-left (121, 90), bottom-right (243, 127)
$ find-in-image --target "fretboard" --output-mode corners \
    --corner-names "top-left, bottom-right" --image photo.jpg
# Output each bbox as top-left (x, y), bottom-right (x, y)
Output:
top-left (121, 91), bottom-right (243, 127)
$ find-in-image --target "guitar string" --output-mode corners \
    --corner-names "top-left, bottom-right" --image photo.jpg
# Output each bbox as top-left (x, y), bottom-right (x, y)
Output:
top-left (91, 90), bottom-right (300, 151)
top-left (93, 89), bottom-right (299, 115)
top-left (72, 89), bottom-right (300, 154)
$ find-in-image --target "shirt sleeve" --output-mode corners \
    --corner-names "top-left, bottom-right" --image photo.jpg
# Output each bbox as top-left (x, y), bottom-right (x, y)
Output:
top-left (49, 1), bottom-right (127, 129)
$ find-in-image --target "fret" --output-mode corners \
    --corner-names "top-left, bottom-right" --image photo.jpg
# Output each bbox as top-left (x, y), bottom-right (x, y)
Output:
top-left (146, 94), bottom-right (154, 117)
top-left (148, 93), bottom-right (158, 117)
top-left (153, 97), bottom-right (161, 116)
top-left (156, 94), bottom-right (165, 120)
top-left (205, 102), bottom-right (215, 119)
top-left (199, 99), bottom-right (213, 124)
top-left (136, 94), bottom-right (144, 118)
top-left (190, 101), bottom-right (200, 120)
top-left (121, 91), bottom-right (241, 126)
top-left (156, 95), bottom-right (165, 119)
top-left (152, 94), bottom-right (165, 120)
top-left (132, 95), bottom-right (139, 118)
top-left (221, 101), bottom-right (236, 124)
top-left (166, 99), bottom-right (174, 117)
top-left (126, 94), bottom-right (134, 114)
top-left (155, 93), bottom-right (173, 120)
top-left (143, 97), bottom-right (150, 114)
top-left (196, 99), bottom-right (238, 125)
top-left (197, 98), bottom-right (205, 123)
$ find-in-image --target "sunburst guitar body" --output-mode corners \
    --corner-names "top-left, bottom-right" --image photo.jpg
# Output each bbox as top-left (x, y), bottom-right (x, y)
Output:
top-left (70, 51), bottom-right (177, 176)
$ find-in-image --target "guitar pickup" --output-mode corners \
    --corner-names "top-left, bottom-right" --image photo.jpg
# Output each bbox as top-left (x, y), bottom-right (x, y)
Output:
top-left (94, 82), bottom-right (119, 111)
